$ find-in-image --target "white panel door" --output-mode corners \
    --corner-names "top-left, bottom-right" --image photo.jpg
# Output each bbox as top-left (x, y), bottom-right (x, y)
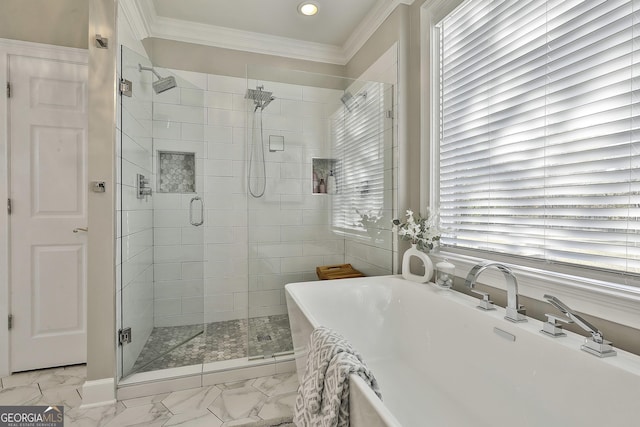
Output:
top-left (9, 55), bottom-right (88, 372)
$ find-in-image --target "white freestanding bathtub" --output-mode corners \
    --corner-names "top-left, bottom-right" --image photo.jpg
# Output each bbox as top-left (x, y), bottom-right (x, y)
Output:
top-left (285, 276), bottom-right (640, 427)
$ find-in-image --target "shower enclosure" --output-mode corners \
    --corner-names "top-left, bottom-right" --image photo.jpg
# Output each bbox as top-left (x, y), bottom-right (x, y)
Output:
top-left (116, 46), bottom-right (395, 382)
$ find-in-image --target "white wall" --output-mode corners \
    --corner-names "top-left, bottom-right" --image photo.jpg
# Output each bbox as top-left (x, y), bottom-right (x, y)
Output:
top-left (0, 0), bottom-right (88, 50)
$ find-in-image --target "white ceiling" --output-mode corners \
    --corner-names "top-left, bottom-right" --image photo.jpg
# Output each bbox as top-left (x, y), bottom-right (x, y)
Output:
top-left (121, 0), bottom-right (414, 65)
top-left (152, 0), bottom-right (378, 46)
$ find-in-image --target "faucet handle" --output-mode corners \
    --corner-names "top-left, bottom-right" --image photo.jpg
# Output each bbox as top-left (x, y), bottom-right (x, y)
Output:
top-left (471, 289), bottom-right (496, 311)
top-left (541, 313), bottom-right (573, 337)
top-left (582, 337), bottom-right (617, 358)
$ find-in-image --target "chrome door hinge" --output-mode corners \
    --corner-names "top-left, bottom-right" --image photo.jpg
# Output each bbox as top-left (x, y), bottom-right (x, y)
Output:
top-left (7, 198), bottom-right (11, 215)
top-left (6, 83), bottom-right (10, 98)
top-left (8, 314), bottom-right (13, 330)
top-left (118, 327), bottom-right (132, 345)
top-left (119, 79), bottom-right (132, 97)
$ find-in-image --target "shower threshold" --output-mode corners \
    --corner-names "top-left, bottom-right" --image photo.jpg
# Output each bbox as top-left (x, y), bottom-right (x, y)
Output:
top-left (117, 352), bottom-right (296, 400)
top-left (248, 350), bottom-right (294, 361)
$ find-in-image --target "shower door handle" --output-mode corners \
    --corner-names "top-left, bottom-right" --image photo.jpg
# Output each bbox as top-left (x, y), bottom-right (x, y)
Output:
top-left (189, 196), bottom-right (204, 226)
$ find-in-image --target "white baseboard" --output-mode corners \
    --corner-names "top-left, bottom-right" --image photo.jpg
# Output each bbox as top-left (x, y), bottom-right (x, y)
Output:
top-left (80, 378), bottom-right (116, 408)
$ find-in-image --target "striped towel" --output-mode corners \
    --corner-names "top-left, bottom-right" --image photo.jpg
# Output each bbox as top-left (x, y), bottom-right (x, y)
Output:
top-left (294, 326), bottom-right (382, 427)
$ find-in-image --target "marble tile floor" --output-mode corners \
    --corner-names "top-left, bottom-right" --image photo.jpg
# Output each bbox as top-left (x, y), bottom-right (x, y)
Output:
top-left (0, 364), bottom-right (299, 426)
top-left (132, 315), bottom-right (293, 374)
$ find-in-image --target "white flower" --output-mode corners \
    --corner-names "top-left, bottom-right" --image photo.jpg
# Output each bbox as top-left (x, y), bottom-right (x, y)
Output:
top-left (392, 209), bottom-right (441, 251)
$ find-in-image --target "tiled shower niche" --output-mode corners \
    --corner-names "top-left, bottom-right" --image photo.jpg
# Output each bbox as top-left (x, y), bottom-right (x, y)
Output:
top-left (158, 151), bottom-right (196, 193)
top-left (312, 158), bottom-right (339, 194)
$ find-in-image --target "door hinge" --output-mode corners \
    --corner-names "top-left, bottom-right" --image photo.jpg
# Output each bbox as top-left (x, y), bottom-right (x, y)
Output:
top-left (8, 314), bottom-right (13, 330)
top-left (385, 110), bottom-right (393, 119)
top-left (119, 79), bottom-right (132, 97)
top-left (7, 198), bottom-right (11, 215)
top-left (118, 327), bottom-right (132, 345)
top-left (6, 82), bottom-right (10, 98)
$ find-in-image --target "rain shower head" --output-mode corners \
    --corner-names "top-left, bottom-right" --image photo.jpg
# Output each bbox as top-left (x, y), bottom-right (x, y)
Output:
top-left (341, 90), bottom-right (367, 112)
top-left (246, 86), bottom-right (275, 111)
top-left (340, 92), bottom-right (355, 112)
top-left (138, 64), bottom-right (177, 94)
top-left (152, 76), bottom-right (177, 94)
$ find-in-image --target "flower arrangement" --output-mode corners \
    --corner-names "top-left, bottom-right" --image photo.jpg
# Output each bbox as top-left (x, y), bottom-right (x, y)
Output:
top-left (392, 209), bottom-right (441, 251)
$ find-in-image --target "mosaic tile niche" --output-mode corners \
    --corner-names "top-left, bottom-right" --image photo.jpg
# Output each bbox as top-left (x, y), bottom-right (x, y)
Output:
top-left (158, 151), bottom-right (196, 193)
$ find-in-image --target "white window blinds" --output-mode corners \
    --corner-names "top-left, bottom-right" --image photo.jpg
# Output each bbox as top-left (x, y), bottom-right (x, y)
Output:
top-left (331, 81), bottom-right (389, 236)
top-left (438, 0), bottom-right (640, 275)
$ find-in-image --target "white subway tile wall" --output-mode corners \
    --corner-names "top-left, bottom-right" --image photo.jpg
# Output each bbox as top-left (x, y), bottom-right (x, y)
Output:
top-left (247, 80), bottom-right (349, 319)
top-left (151, 70), bottom-right (349, 325)
top-left (149, 69), bottom-right (208, 327)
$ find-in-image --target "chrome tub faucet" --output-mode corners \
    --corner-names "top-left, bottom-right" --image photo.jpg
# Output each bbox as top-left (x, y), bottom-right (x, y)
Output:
top-left (465, 261), bottom-right (527, 322)
top-left (543, 294), bottom-right (616, 358)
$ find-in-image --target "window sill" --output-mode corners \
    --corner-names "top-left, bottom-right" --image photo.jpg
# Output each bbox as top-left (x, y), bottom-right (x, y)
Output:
top-left (430, 251), bottom-right (640, 331)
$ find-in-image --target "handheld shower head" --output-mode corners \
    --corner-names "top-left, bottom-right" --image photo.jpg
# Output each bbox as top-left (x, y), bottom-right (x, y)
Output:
top-left (138, 64), bottom-right (177, 94)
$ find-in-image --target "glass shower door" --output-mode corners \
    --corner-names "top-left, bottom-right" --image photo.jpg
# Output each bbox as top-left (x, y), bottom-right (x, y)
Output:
top-left (119, 46), bottom-right (206, 378)
top-left (244, 66), bottom-right (394, 360)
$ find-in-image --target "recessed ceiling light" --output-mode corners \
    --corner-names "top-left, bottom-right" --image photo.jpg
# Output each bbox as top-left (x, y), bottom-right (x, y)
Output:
top-left (298, 2), bottom-right (319, 16)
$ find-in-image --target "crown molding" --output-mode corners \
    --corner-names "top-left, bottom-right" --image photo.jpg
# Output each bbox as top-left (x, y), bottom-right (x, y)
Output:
top-left (119, 0), bottom-right (154, 41)
top-left (343, 0), bottom-right (414, 62)
top-left (150, 16), bottom-right (347, 64)
top-left (122, 0), bottom-right (411, 65)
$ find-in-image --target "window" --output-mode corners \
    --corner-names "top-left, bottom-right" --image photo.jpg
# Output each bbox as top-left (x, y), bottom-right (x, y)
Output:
top-left (437, 0), bottom-right (639, 276)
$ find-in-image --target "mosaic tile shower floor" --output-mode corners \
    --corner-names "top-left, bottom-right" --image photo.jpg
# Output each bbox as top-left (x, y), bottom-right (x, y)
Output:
top-left (131, 315), bottom-right (293, 374)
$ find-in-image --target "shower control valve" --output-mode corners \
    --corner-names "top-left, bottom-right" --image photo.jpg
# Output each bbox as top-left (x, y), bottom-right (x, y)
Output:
top-left (136, 173), bottom-right (152, 200)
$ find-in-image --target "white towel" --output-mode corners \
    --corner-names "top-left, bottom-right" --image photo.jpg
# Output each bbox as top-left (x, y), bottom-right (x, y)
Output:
top-left (294, 326), bottom-right (382, 427)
